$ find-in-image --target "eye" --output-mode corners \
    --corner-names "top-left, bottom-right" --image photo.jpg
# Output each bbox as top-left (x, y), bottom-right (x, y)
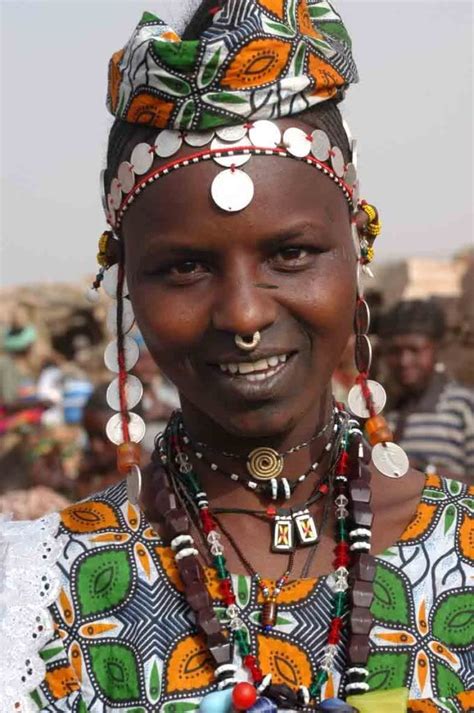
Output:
top-left (271, 245), bottom-right (314, 270)
top-left (279, 247), bottom-right (309, 261)
top-left (165, 260), bottom-right (210, 284)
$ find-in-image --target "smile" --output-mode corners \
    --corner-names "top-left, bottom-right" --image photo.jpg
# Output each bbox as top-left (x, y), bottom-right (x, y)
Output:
top-left (216, 354), bottom-right (289, 381)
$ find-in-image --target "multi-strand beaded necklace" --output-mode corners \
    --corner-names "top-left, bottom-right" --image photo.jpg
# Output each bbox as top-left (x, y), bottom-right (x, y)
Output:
top-left (146, 409), bottom-right (376, 712)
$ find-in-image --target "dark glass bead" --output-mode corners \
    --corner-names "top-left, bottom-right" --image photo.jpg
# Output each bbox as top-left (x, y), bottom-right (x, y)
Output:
top-left (351, 503), bottom-right (374, 527)
top-left (348, 634), bottom-right (370, 664)
top-left (209, 641), bottom-right (232, 666)
top-left (154, 489), bottom-right (177, 517)
top-left (351, 553), bottom-right (376, 582)
top-left (265, 684), bottom-right (298, 708)
top-left (248, 697), bottom-right (277, 713)
top-left (196, 607), bottom-right (222, 637)
top-left (316, 698), bottom-right (358, 712)
top-left (349, 480), bottom-right (371, 503)
top-left (352, 580), bottom-right (374, 608)
top-left (164, 508), bottom-right (190, 538)
top-left (177, 555), bottom-right (202, 585)
top-left (350, 607), bottom-right (373, 634)
top-left (185, 581), bottom-right (211, 611)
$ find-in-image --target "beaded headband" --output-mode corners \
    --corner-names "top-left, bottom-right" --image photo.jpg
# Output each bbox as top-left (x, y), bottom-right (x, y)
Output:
top-left (102, 119), bottom-right (359, 232)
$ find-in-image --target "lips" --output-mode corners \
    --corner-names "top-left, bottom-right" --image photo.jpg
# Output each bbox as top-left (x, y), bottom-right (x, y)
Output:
top-left (204, 352), bottom-right (297, 398)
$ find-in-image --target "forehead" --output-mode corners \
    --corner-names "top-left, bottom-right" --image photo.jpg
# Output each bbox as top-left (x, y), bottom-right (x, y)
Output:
top-left (121, 118), bottom-right (350, 246)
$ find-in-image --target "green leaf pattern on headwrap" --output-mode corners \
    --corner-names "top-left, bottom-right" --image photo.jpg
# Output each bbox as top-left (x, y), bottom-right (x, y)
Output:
top-left (107, 0), bottom-right (358, 130)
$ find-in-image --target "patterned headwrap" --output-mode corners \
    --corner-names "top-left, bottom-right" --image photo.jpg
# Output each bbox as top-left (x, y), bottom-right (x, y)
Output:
top-left (107, 0), bottom-right (358, 130)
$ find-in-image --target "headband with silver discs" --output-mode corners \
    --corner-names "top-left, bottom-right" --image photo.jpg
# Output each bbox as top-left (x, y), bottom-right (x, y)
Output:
top-left (103, 119), bottom-right (360, 232)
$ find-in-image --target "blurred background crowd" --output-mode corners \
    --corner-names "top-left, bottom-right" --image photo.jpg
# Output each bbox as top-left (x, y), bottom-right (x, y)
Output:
top-left (1, 248), bottom-right (473, 520)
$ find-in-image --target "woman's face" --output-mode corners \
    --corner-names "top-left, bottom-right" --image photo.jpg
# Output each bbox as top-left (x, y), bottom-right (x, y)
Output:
top-left (122, 119), bottom-right (357, 438)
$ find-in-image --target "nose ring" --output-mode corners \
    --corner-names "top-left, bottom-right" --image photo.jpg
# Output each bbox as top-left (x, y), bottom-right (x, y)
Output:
top-left (235, 332), bottom-right (261, 352)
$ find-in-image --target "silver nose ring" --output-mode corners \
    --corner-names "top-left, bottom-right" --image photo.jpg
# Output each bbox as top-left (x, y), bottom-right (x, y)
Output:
top-left (235, 332), bottom-right (261, 352)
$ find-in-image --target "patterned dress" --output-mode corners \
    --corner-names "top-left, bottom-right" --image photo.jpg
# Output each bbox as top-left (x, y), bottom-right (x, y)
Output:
top-left (1, 474), bottom-right (472, 712)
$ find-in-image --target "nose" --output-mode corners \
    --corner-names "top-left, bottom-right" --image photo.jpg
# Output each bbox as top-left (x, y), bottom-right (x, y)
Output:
top-left (211, 262), bottom-right (278, 337)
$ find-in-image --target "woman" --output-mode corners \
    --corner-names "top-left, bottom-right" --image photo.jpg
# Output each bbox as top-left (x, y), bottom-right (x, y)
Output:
top-left (1, 2), bottom-right (472, 711)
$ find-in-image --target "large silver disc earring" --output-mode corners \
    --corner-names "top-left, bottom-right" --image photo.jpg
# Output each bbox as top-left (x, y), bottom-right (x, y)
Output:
top-left (235, 332), bottom-right (261, 352)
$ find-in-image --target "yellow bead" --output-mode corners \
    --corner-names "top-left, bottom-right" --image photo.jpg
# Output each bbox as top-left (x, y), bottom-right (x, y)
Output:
top-left (361, 204), bottom-right (377, 222)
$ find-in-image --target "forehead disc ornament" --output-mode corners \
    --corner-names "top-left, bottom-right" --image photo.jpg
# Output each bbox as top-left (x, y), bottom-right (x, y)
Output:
top-left (211, 169), bottom-right (254, 212)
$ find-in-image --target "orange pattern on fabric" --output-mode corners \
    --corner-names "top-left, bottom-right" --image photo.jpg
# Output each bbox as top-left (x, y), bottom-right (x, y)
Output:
top-left (166, 634), bottom-right (215, 693)
top-left (457, 690), bottom-right (474, 710)
top-left (59, 589), bottom-right (74, 626)
top-left (415, 650), bottom-right (429, 693)
top-left (375, 631), bottom-right (417, 646)
top-left (297, 2), bottom-right (323, 39)
top-left (155, 545), bottom-right (185, 592)
top-left (257, 635), bottom-right (312, 688)
top-left (44, 665), bottom-right (80, 699)
top-left (90, 532), bottom-right (130, 544)
top-left (108, 49), bottom-right (124, 114)
top-left (135, 541), bottom-right (152, 579)
top-left (69, 642), bottom-right (83, 683)
top-left (425, 473), bottom-right (442, 488)
top-left (79, 622), bottom-right (118, 638)
top-left (257, 0), bottom-right (285, 17)
top-left (399, 502), bottom-right (438, 542)
top-left (126, 94), bottom-right (175, 127)
top-left (458, 512), bottom-right (473, 560)
top-left (221, 38), bottom-right (292, 90)
top-left (407, 701), bottom-right (440, 712)
top-left (428, 641), bottom-right (459, 666)
top-left (308, 53), bottom-right (344, 98)
top-left (61, 501), bottom-right (120, 533)
top-left (416, 599), bottom-right (428, 636)
top-left (257, 577), bottom-right (317, 604)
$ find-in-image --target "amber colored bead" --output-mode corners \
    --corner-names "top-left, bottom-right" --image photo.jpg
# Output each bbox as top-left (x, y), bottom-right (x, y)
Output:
top-left (365, 415), bottom-right (393, 446)
top-left (117, 442), bottom-right (141, 474)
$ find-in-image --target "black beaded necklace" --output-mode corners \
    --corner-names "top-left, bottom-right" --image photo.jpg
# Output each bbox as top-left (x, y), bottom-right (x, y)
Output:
top-left (144, 409), bottom-right (376, 711)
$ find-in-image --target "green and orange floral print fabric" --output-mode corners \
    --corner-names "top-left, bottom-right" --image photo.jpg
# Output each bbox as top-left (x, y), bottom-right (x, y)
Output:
top-left (107, 0), bottom-right (358, 130)
top-left (30, 473), bottom-right (473, 711)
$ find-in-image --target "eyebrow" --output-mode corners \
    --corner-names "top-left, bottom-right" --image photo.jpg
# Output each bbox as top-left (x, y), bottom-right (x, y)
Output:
top-left (140, 221), bottom-right (324, 260)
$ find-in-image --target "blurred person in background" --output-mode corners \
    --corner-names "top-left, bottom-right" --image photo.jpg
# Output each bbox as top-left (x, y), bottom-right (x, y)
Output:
top-left (381, 299), bottom-right (474, 481)
top-left (76, 383), bottom-right (122, 498)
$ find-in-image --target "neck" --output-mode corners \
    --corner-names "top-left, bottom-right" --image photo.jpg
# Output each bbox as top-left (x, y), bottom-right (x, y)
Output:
top-left (179, 388), bottom-right (334, 457)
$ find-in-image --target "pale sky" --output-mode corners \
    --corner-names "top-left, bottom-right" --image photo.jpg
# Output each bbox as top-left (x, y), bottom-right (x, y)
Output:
top-left (0, 0), bottom-right (472, 287)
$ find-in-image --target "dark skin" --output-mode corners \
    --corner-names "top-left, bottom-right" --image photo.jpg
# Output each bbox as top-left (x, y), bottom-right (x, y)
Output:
top-left (122, 117), bottom-right (425, 579)
top-left (384, 333), bottom-right (438, 395)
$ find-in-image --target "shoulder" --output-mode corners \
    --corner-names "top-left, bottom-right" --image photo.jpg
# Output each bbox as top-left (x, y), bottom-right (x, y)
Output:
top-left (0, 513), bottom-right (65, 710)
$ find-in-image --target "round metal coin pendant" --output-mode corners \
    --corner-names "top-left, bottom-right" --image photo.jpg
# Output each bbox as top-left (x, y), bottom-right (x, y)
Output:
top-left (347, 380), bottom-right (387, 419)
top-left (247, 447), bottom-right (284, 480)
top-left (104, 336), bottom-right (139, 373)
top-left (371, 442), bottom-right (409, 478)
top-left (211, 169), bottom-right (254, 212)
top-left (106, 412), bottom-right (146, 445)
top-left (106, 374), bottom-right (143, 411)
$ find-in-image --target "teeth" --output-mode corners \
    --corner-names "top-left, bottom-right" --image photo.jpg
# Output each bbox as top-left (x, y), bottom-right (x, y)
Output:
top-left (218, 354), bottom-right (289, 374)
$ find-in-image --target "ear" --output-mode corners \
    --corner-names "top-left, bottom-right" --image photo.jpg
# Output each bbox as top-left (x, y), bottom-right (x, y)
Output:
top-left (353, 208), bottom-right (369, 232)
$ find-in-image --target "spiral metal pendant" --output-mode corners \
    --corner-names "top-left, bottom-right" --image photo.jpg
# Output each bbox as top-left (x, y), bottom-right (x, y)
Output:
top-left (247, 447), bottom-right (283, 480)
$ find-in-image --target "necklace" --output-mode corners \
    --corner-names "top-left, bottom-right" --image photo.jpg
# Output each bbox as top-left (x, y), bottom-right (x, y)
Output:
top-left (167, 411), bottom-right (339, 501)
top-left (147, 409), bottom-right (376, 710)
top-left (178, 409), bottom-right (336, 482)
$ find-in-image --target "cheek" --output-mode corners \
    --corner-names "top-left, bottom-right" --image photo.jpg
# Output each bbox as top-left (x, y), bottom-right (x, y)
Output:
top-left (128, 281), bottom-right (211, 363)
